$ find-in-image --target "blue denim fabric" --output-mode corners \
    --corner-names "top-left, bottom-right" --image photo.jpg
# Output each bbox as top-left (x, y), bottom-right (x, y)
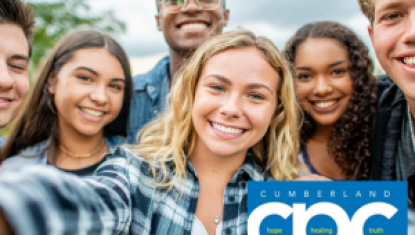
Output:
top-left (0, 136), bottom-right (6, 149)
top-left (127, 56), bottom-right (170, 144)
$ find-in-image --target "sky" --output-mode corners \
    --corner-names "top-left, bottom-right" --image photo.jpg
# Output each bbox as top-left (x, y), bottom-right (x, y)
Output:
top-left (32, 0), bottom-right (378, 74)
top-left (88, 0), bottom-right (374, 56)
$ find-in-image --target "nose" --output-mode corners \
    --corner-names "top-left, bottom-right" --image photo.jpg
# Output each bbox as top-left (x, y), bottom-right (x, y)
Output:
top-left (182, 0), bottom-right (203, 14)
top-left (0, 62), bottom-right (14, 90)
top-left (219, 93), bottom-right (243, 119)
top-left (313, 76), bottom-right (332, 96)
top-left (402, 10), bottom-right (415, 44)
top-left (90, 84), bottom-right (108, 105)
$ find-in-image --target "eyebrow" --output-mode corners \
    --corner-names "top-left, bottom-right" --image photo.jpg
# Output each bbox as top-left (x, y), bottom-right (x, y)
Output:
top-left (296, 60), bottom-right (347, 71)
top-left (75, 66), bottom-right (126, 82)
top-left (75, 66), bottom-right (98, 75)
top-left (203, 74), bottom-right (274, 95)
top-left (10, 54), bottom-right (29, 62)
top-left (328, 60), bottom-right (346, 68)
top-left (377, 1), bottom-right (405, 14)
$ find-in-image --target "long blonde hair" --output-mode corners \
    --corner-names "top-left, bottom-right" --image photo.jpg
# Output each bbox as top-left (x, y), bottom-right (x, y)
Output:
top-left (133, 29), bottom-right (304, 188)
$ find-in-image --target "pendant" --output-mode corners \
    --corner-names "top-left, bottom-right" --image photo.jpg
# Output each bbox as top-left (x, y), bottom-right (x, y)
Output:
top-left (214, 215), bottom-right (219, 224)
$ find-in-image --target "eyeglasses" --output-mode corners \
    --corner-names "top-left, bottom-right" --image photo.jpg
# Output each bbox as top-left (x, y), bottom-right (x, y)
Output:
top-left (408, 172), bottom-right (415, 205)
top-left (161, 0), bottom-right (222, 13)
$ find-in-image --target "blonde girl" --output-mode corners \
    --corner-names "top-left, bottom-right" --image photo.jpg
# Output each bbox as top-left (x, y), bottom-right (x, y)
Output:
top-left (0, 29), bottom-right (305, 235)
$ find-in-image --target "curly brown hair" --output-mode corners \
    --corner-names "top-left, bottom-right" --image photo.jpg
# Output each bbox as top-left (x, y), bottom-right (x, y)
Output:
top-left (284, 21), bottom-right (378, 180)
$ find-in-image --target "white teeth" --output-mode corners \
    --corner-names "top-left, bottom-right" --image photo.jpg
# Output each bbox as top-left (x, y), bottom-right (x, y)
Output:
top-left (314, 101), bottom-right (337, 108)
top-left (80, 108), bottom-right (104, 118)
top-left (212, 122), bottom-right (244, 135)
top-left (404, 57), bottom-right (415, 65)
top-left (180, 23), bottom-right (207, 30)
top-left (0, 99), bottom-right (8, 102)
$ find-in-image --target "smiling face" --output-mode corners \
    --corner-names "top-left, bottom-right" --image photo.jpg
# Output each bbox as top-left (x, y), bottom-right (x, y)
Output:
top-left (156, 0), bottom-right (229, 53)
top-left (0, 24), bottom-right (30, 128)
top-left (369, 0), bottom-right (415, 109)
top-left (48, 48), bottom-right (125, 138)
top-left (294, 38), bottom-right (353, 127)
top-left (191, 47), bottom-right (279, 158)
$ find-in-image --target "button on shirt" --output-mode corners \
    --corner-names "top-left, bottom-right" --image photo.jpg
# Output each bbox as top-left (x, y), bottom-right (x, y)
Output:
top-left (0, 147), bottom-right (272, 235)
top-left (127, 56), bottom-right (170, 144)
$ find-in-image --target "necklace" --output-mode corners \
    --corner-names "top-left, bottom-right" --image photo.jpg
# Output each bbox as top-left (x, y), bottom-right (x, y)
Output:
top-left (199, 183), bottom-right (223, 224)
top-left (59, 139), bottom-right (105, 158)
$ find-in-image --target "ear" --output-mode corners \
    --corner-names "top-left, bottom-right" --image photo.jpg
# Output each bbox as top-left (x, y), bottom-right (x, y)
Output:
top-left (156, 14), bottom-right (162, 32)
top-left (368, 25), bottom-right (374, 44)
top-left (223, 9), bottom-right (229, 24)
top-left (47, 71), bottom-right (56, 94)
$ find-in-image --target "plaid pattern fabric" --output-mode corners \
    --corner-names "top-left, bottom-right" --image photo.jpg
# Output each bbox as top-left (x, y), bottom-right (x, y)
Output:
top-left (0, 146), bottom-right (270, 235)
top-left (0, 136), bottom-right (126, 175)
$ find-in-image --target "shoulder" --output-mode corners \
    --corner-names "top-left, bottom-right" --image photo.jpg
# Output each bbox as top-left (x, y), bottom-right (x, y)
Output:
top-left (0, 140), bottom-right (50, 173)
top-left (132, 56), bottom-right (170, 91)
top-left (376, 74), bottom-right (405, 110)
top-left (105, 135), bottom-right (126, 149)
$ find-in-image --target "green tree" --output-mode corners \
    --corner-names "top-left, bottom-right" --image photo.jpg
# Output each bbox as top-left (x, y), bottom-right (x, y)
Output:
top-left (29, 0), bottom-right (126, 72)
top-left (0, 0), bottom-right (126, 137)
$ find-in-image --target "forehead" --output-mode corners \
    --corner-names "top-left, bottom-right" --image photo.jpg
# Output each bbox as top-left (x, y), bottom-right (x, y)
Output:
top-left (0, 24), bottom-right (29, 58)
top-left (373, 0), bottom-right (411, 11)
top-left (295, 38), bottom-right (349, 66)
top-left (201, 47), bottom-right (279, 90)
top-left (60, 48), bottom-right (125, 77)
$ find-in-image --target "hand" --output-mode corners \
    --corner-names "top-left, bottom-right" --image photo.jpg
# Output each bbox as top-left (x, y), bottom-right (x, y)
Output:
top-left (0, 210), bottom-right (12, 235)
top-left (294, 174), bottom-right (331, 181)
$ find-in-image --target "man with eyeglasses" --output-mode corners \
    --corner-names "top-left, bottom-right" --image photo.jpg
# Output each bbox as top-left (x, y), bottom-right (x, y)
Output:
top-left (126, 0), bottom-right (229, 143)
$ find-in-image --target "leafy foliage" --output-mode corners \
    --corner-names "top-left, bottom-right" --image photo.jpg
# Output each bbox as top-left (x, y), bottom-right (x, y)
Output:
top-left (29, 0), bottom-right (126, 71)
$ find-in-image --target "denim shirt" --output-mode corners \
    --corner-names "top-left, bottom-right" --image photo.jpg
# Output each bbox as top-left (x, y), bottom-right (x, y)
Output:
top-left (0, 135), bottom-right (126, 174)
top-left (127, 56), bottom-right (170, 144)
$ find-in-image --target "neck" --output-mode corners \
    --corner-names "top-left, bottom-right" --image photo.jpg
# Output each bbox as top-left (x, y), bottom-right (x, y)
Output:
top-left (188, 140), bottom-right (246, 183)
top-left (169, 48), bottom-right (192, 82)
top-left (310, 123), bottom-right (333, 143)
top-left (56, 118), bottom-right (105, 159)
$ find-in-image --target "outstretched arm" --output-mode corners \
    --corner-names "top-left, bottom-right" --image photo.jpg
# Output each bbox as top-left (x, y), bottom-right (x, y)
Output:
top-left (0, 147), bottom-right (134, 235)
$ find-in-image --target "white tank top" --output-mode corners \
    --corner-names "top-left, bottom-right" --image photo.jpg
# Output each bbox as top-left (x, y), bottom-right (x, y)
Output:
top-left (191, 216), bottom-right (223, 235)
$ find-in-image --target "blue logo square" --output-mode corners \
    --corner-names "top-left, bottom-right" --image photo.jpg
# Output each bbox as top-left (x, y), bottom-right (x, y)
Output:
top-left (247, 181), bottom-right (407, 235)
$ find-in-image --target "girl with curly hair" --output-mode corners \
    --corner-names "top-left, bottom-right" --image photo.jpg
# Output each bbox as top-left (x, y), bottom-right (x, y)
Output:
top-left (285, 21), bottom-right (377, 180)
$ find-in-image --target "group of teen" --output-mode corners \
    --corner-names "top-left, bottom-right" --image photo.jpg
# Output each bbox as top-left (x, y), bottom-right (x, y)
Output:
top-left (0, 0), bottom-right (412, 234)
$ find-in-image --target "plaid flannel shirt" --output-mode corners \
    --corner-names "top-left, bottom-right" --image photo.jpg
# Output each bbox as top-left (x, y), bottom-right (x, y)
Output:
top-left (0, 146), bottom-right (271, 235)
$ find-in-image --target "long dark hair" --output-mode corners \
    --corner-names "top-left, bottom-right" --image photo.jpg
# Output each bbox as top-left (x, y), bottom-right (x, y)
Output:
top-left (285, 21), bottom-right (377, 180)
top-left (0, 30), bottom-right (132, 161)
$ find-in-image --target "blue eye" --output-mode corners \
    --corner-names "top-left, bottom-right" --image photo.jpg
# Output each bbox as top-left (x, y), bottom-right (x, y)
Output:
top-left (383, 13), bottom-right (401, 21)
top-left (249, 93), bottom-right (265, 100)
top-left (210, 84), bottom-right (224, 92)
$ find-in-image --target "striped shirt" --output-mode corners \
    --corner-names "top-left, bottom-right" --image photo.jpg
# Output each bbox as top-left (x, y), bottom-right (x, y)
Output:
top-left (0, 146), bottom-right (272, 235)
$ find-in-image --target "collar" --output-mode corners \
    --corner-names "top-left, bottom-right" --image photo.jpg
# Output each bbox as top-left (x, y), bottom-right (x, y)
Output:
top-left (17, 136), bottom-right (123, 158)
top-left (186, 152), bottom-right (269, 183)
top-left (133, 55), bottom-right (170, 92)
